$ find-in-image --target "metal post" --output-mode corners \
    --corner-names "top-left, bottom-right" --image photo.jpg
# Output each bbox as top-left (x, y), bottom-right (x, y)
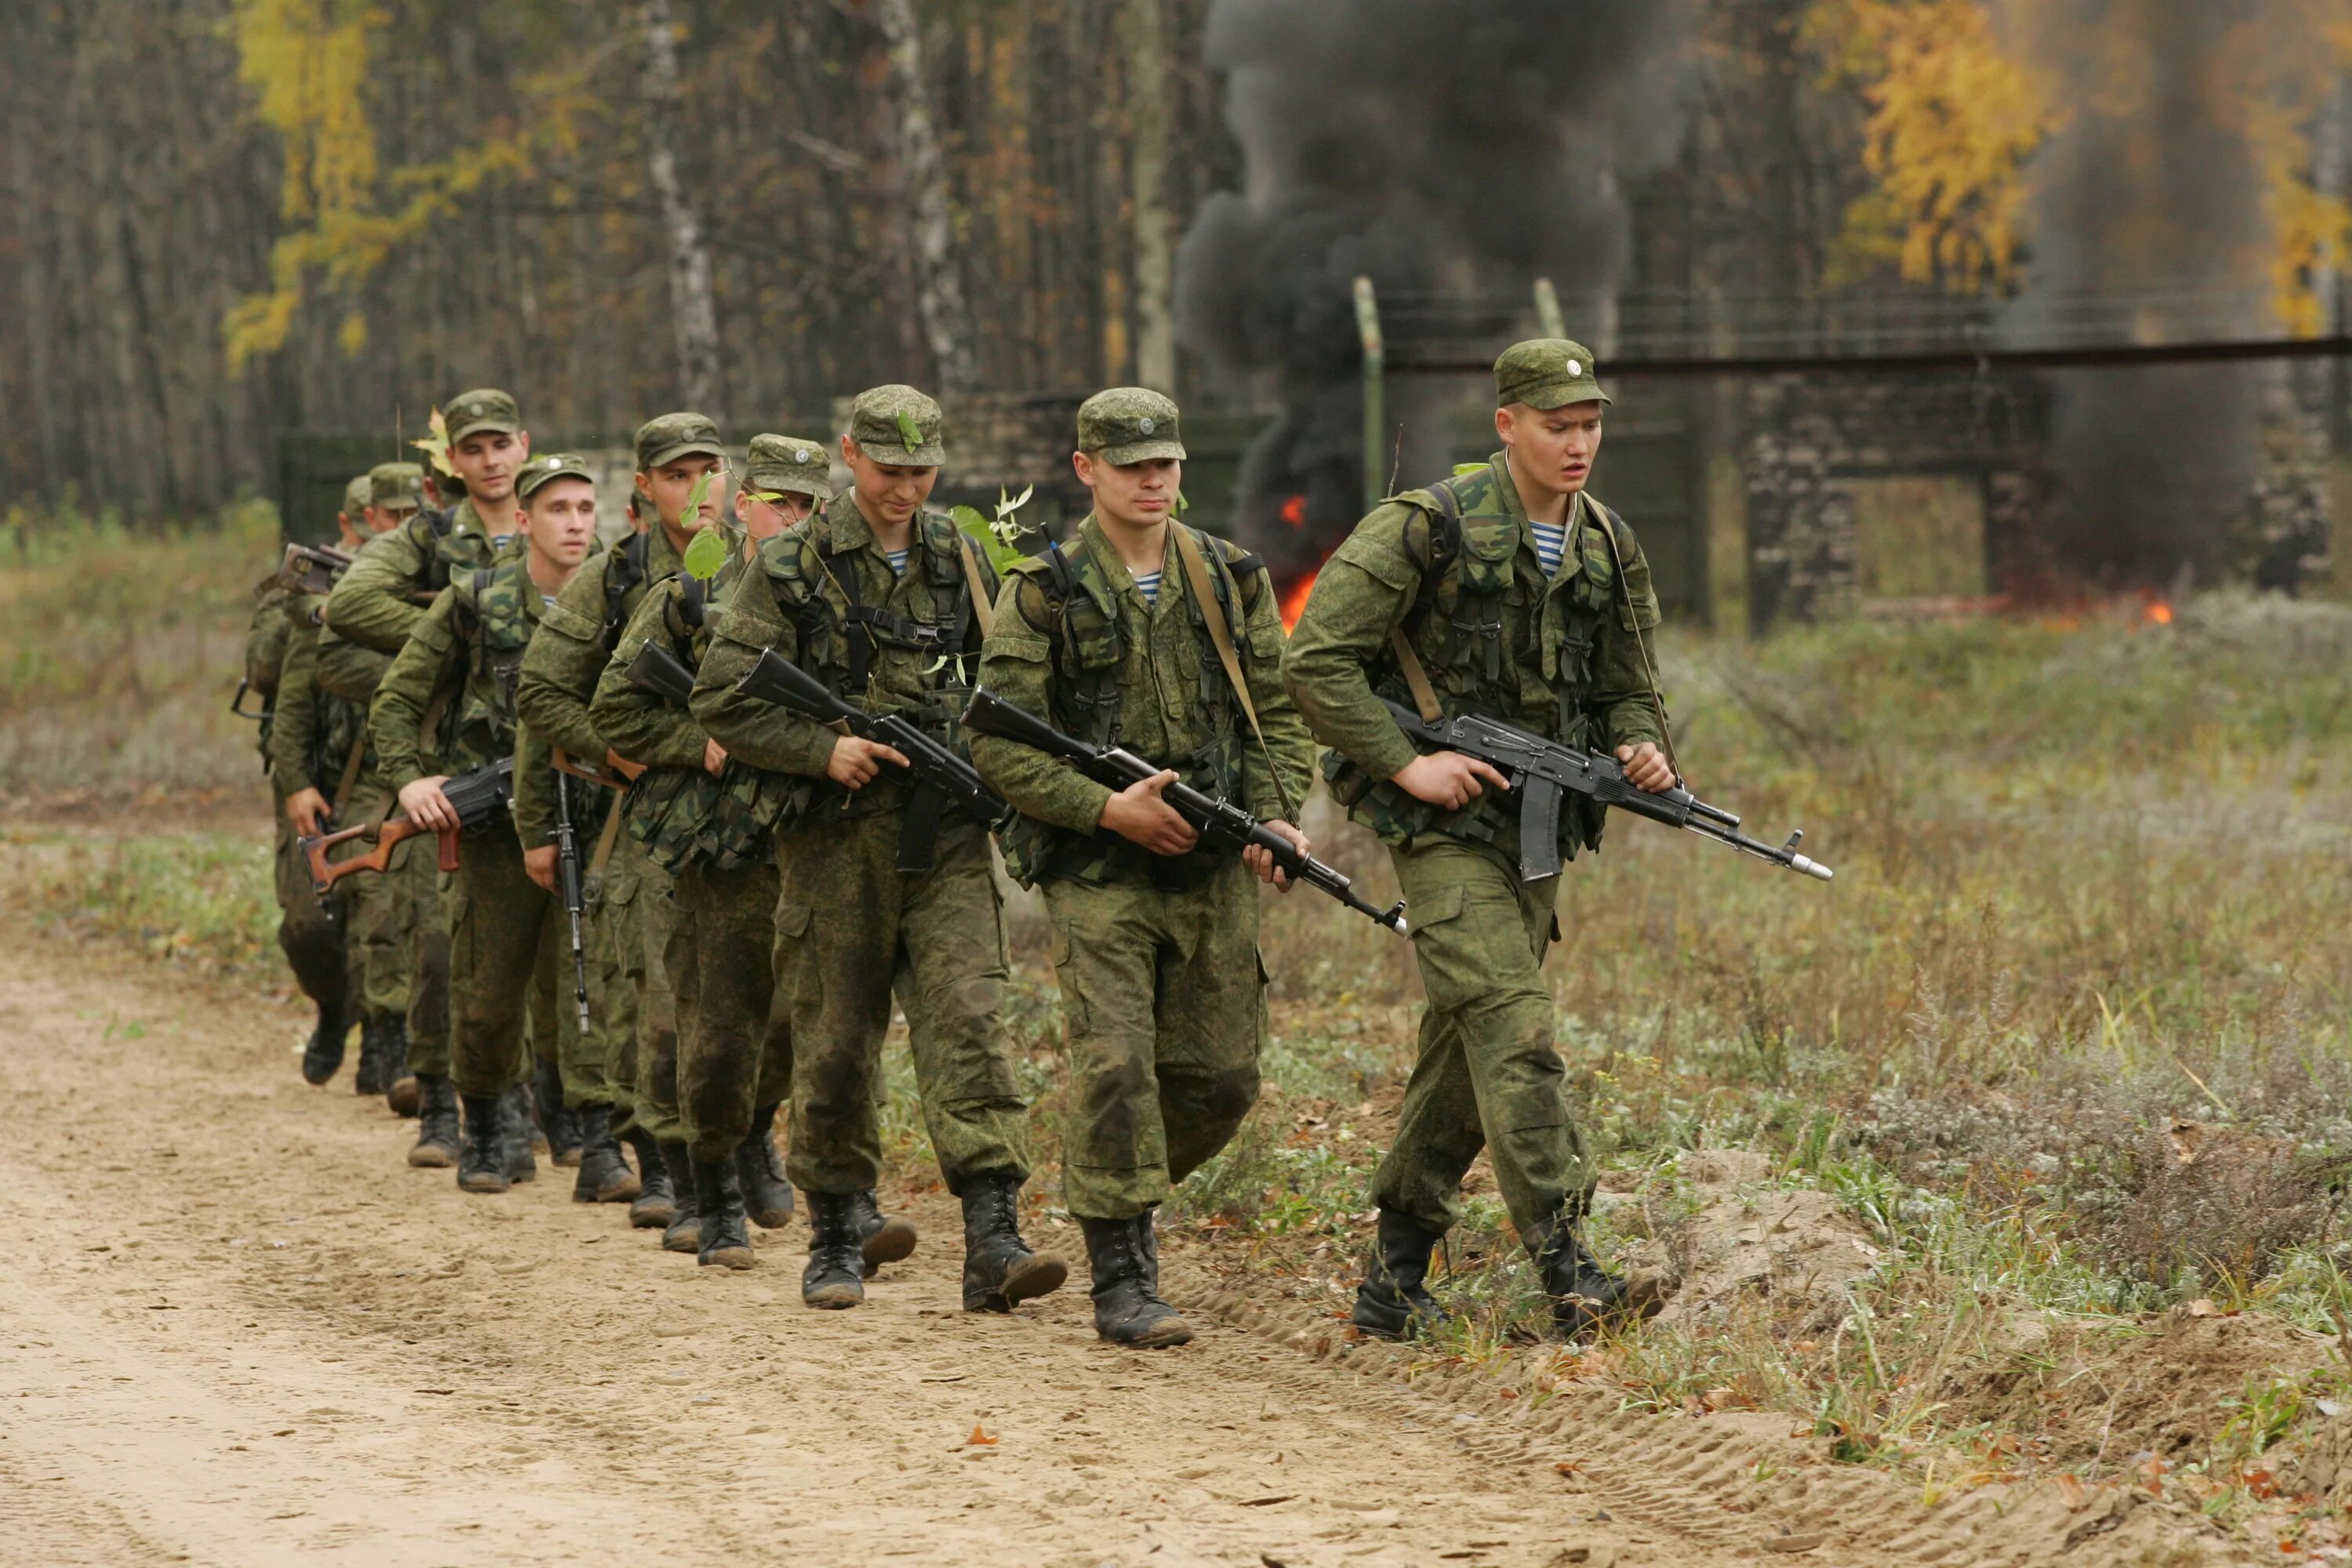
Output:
top-left (1354, 276), bottom-right (1385, 513)
top-left (1533, 277), bottom-right (1566, 339)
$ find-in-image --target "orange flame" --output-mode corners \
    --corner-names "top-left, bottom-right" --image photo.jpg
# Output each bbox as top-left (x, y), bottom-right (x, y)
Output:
top-left (2144, 601), bottom-right (2174, 626)
top-left (1279, 571), bottom-right (1318, 632)
top-left (1279, 494), bottom-right (1309, 528)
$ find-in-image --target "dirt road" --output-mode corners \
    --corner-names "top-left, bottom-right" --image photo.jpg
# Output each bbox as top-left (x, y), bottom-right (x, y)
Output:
top-left (1, 924), bottom-right (2238, 1568)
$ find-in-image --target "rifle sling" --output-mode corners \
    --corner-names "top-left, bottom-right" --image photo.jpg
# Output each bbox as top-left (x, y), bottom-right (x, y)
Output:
top-left (1388, 629), bottom-right (1446, 725)
top-left (956, 534), bottom-right (996, 640)
top-left (328, 739), bottom-right (368, 821)
top-left (589, 796), bottom-right (626, 876)
top-left (1171, 526), bottom-right (1295, 821)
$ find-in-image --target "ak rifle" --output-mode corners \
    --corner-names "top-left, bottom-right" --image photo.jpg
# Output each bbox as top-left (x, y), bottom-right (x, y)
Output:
top-left (551, 769), bottom-right (591, 1032)
top-left (964, 688), bottom-right (1407, 935)
top-left (1379, 699), bottom-right (1833, 884)
top-left (297, 757), bottom-right (515, 895)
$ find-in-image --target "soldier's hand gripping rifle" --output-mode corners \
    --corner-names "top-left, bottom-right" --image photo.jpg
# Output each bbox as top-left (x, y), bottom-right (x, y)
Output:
top-left (1378, 699), bottom-right (1833, 884)
top-left (964, 688), bottom-right (1409, 935)
top-left (551, 768), bottom-right (592, 1033)
top-left (734, 648), bottom-right (1005, 873)
top-left (297, 757), bottom-right (515, 895)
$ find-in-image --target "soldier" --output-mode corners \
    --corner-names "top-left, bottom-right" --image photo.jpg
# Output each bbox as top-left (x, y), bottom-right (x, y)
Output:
top-left (970, 390), bottom-right (1316, 1347)
top-left (275, 475), bottom-right (401, 1093)
top-left (315, 461), bottom-right (453, 1141)
top-left (691, 385), bottom-right (1062, 1316)
top-left (514, 414), bottom-right (716, 1236)
top-left (590, 434), bottom-right (829, 1269)
top-left (1282, 339), bottom-right (1675, 1342)
top-left (242, 522), bottom-right (332, 1077)
top-left (369, 453), bottom-right (604, 1193)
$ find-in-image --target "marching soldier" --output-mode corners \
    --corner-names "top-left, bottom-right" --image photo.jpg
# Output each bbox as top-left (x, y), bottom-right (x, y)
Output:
top-left (691, 386), bottom-right (1062, 1316)
top-left (1283, 339), bottom-right (1674, 1342)
top-left (970, 389), bottom-right (1316, 1347)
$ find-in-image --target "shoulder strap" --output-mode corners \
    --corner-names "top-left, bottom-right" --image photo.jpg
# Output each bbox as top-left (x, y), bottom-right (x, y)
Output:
top-left (603, 534), bottom-right (649, 645)
top-left (1385, 481), bottom-right (1464, 724)
top-left (681, 572), bottom-right (709, 632)
top-left (818, 541), bottom-right (869, 689)
top-left (1171, 526), bottom-right (1294, 819)
top-left (956, 532), bottom-right (996, 640)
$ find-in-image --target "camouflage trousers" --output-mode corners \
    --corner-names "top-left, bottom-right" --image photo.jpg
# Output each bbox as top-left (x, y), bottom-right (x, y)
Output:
top-left (670, 856), bottom-right (793, 1165)
top-left (441, 818), bottom-right (597, 1101)
top-left (1371, 836), bottom-right (1592, 1237)
top-left (773, 809), bottom-right (1029, 1196)
top-left (595, 825), bottom-right (681, 1140)
top-left (271, 811), bottom-right (354, 1017)
top-left (1044, 858), bottom-right (1268, 1220)
top-left (338, 779), bottom-right (446, 1065)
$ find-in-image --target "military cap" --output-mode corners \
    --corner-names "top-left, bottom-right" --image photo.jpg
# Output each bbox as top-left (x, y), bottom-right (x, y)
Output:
top-left (636, 411), bottom-right (726, 472)
top-left (743, 434), bottom-right (833, 501)
top-left (1493, 338), bottom-right (1612, 411)
top-left (342, 474), bottom-right (372, 517)
top-left (368, 461), bottom-right (426, 512)
top-left (847, 384), bottom-right (946, 467)
top-left (444, 388), bottom-right (522, 444)
top-left (517, 451), bottom-right (596, 502)
top-left (1077, 387), bottom-right (1186, 465)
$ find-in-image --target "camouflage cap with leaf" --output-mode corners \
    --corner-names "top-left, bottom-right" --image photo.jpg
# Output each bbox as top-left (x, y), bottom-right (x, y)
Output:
top-left (848, 384), bottom-right (946, 466)
top-left (411, 406), bottom-right (458, 479)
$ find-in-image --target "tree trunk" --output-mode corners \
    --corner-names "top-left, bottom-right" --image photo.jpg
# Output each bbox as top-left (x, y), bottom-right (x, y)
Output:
top-left (1127, 0), bottom-right (1175, 392)
top-left (641, 0), bottom-right (723, 417)
top-left (873, 0), bottom-right (979, 396)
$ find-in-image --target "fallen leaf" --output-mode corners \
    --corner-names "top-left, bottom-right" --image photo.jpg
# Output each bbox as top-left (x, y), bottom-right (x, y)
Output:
top-left (1761, 1533), bottom-right (1824, 1554)
top-left (967, 1425), bottom-right (998, 1446)
top-left (2055, 1473), bottom-right (2089, 1511)
top-left (1554, 1459), bottom-right (1586, 1475)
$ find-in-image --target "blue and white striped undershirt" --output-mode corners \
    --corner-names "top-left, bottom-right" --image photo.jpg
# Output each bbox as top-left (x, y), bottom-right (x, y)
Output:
top-left (1132, 568), bottom-right (1163, 604)
top-left (1528, 517), bottom-right (1570, 578)
top-left (884, 547), bottom-right (909, 575)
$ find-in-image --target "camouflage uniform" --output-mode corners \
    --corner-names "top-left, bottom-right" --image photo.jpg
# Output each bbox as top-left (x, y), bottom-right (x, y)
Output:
top-left (691, 394), bottom-right (1032, 1207)
top-left (1281, 341), bottom-right (1664, 1250)
top-left (971, 392), bottom-right (1315, 1224)
top-left (589, 434), bottom-right (833, 1174)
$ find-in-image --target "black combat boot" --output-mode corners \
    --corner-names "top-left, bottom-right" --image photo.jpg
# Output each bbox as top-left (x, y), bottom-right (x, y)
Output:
top-left (802, 1191), bottom-right (867, 1308)
top-left (1078, 1210), bottom-right (1192, 1348)
top-left (733, 1103), bottom-right (796, 1229)
top-left (960, 1174), bottom-right (1069, 1313)
top-left (299, 1000), bottom-right (350, 1086)
top-left (457, 1092), bottom-right (508, 1194)
top-left (1526, 1214), bottom-right (1641, 1341)
top-left (694, 1156), bottom-right (753, 1270)
top-left (351, 1015), bottom-right (394, 1097)
top-left (848, 1189), bottom-right (918, 1276)
top-left (379, 1018), bottom-right (418, 1116)
top-left (535, 1058), bottom-right (582, 1168)
top-left (407, 1074), bottom-right (460, 1167)
top-left (625, 1128), bottom-right (675, 1229)
top-left (498, 1084), bottom-right (538, 1184)
top-left (659, 1142), bottom-right (699, 1253)
top-left (571, 1104), bottom-right (641, 1203)
top-left (1350, 1208), bottom-right (1452, 1341)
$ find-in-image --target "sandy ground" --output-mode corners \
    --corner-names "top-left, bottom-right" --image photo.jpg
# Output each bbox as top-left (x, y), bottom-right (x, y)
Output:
top-left (1, 919), bottom-right (2251, 1568)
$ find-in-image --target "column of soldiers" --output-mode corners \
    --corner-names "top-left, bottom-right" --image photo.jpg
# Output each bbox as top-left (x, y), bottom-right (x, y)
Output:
top-left (246, 338), bottom-right (1675, 1347)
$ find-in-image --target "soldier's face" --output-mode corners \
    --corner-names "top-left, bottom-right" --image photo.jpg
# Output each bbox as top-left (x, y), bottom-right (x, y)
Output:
top-left (1075, 453), bottom-right (1180, 531)
top-left (842, 440), bottom-right (938, 527)
top-left (736, 489), bottom-right (812, 546)
top-left (523, 478), bottom-right (598, 571)
top-left (452, 429), bottom-right (531, 505)
top-left (1497, 401), bottom-right (1604, 500)
top-left (636, 455), bottom-right (725, 532)
top-left (363, 504), bottom-right (414, 535)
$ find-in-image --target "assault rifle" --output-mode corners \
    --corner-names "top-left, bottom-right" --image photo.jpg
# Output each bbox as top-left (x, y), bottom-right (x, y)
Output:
top-left (551, 770), bottom-right (592, 1032)
top-left (734, 648), bottom-right (1004, 873)
top-left (964, 688), bottom-right (1408, 935)
top-left (625, 641), bottom-right (697, 706)
top-left (278, 541), bottom-right (354, 597)
top-left (1378, 699), bottom-right (1834, 884)
top-left (297, 757), bottom-right (515, 895)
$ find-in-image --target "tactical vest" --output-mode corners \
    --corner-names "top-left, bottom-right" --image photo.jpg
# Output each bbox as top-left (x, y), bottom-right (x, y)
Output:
top-left (1326, 470), bottom-right (1640, 856)
top-left (434, 560), bottom-right (539, 771)
top-left (996, 524), bottom-right (1272, 887)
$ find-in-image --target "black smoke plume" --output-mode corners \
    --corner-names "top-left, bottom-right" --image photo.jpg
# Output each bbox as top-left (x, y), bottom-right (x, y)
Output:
top-left (1176, 0), bottom-right (1693, 598)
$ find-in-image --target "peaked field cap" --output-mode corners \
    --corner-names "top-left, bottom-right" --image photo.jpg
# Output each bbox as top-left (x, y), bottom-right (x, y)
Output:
top-left (368, 462), bottom-right (426, 510)
top-left (517, 452), bottom-right (596, 500)
top-left (744, 434), bottom-right (833, 500)
top-left (444, 388), bottom-right (522, 442)
top-left (636, 412), bottom-right (726, 471)
top-left (343, 474), bottom-right (373, 515)
top-left (848, 384), bottom-right (946, 466)
top-left (1077, 387), bottom-right (1186, 464)
top-left (1494, 339), bottom-right (1612, 411)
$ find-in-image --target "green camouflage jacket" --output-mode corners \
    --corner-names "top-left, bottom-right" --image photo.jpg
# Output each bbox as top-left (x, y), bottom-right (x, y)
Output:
top-left (269, 595), bottom-right (372, 806)
top-left (690, 497), bottom-right (1000, 824)
top-left (971, 514), bottom-right (1316, 887)
top-left (592, 557), bottom-right (802, 873)
top-left (244, 579), bottom-right (292, 766)
top-left (324, 496), bottom-right (514, 657)
top-left (370, 554), bottom-right (552, 791)
top-left (1280, 454), bottom-right (1666, 859)
top-left (513, 524), bottom-right (683, 851)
